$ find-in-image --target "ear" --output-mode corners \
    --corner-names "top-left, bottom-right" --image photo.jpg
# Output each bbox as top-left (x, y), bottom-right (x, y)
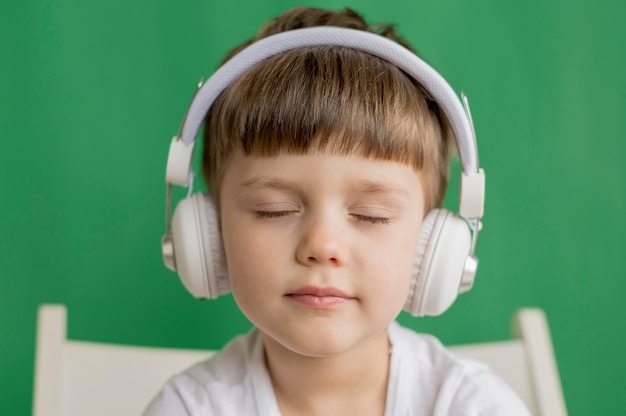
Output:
top-left (171, 193), bottom-right (230, 298)
top-left (404, 209), bottom-right (471, 317)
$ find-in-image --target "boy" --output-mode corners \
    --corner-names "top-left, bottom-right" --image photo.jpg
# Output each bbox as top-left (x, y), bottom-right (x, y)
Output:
top-left (148, 7), bottom-right (530, 415)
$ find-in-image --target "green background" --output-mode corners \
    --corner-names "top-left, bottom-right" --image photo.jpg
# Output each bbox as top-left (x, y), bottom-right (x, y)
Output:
top-left (1, 0), bottom-right (624, 414)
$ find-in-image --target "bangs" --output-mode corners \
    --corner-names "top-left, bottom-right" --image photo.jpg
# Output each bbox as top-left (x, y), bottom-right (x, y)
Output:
top-left (204, 46), bottom-right (449, 208)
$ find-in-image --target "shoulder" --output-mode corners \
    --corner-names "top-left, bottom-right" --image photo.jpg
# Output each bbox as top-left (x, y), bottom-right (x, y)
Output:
top-left (388, 322), bottom-right (531, 416)
top-left (143, 329), bottom-right (267, 416)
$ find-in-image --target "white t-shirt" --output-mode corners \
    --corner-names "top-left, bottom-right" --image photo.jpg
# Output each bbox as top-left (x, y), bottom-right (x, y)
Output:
top-left (144, 322), bottom-right (530, 415)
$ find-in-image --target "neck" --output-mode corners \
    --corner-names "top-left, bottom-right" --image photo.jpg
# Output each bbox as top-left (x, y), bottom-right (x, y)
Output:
top-left (262, 327), bottom-right (391, 416)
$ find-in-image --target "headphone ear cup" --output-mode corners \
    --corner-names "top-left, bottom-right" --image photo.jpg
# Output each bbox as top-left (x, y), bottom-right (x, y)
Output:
top-left (171, 192), bottom-right (229, 298)
top-left (404, 209), bottom-right (472, 317)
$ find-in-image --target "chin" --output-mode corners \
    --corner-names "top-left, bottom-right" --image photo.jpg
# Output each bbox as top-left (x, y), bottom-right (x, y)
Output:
top-left (266, 320), bottom-right (389, 359)
top-left (282, 336), bottom-right (358, 358)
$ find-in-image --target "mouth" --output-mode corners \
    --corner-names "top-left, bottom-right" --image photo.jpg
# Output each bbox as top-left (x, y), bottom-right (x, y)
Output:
top-left (286, 286), bottom-right (354, 307)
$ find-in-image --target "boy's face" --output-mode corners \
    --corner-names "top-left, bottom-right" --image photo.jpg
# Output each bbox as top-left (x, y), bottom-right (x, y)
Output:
top-left (219, 149), bottom-right (425, 358)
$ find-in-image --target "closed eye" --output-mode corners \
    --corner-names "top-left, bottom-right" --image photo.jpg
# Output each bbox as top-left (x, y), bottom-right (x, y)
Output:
top-left (353, 215), bottom-right (391, 225)
top-left (255, 211), bottom-right (296, 219)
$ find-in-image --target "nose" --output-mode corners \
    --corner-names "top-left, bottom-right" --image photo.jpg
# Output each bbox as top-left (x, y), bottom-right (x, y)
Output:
top-left (295, 214), bottom-right (348, 267)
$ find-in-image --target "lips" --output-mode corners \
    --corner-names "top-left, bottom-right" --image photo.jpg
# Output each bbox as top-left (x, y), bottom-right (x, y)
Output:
top-left (286, 286), bottom-right (353, 307)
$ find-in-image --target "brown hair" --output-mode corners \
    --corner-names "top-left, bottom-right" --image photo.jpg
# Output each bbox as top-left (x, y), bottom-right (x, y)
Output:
top-left (202, 7), bottom-right (452, 211)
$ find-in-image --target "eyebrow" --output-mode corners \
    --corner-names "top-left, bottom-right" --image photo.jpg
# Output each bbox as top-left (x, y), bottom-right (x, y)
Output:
top-left (240, 176), bottom-right (301, 192)
top-left (352, 179), bottom-right (412, 199)
top-left (240, 176), bottom-right (411, 199)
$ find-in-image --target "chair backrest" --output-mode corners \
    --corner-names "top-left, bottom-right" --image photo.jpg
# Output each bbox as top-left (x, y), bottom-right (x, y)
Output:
top-left (449, 309), bottom-right (568, 416)
top-left (33, 305), bottom-right (567, 416)
top-left (32, 305), bottom-right (214, 416)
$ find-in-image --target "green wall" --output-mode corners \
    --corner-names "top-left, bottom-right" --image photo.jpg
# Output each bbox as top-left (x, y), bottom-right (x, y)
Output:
top-left (1, 0), bottom-right (624, 414)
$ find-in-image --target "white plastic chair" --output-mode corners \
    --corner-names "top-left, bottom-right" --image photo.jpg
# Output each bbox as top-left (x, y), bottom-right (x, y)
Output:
top-left (32, 305), bottom-right (213, 416)
top-left (33, 305), bottom-right (567, 416)
top-left (449, 309), bottom-right (568, 415)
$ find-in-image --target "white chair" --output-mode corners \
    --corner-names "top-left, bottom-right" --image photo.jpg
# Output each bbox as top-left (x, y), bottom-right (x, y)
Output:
top-left (33, 305), bottom-right (567, 416)
top-left (32, 305), bottom-right (214, 416)
top-left (449, 309), bottom-right (568, 415)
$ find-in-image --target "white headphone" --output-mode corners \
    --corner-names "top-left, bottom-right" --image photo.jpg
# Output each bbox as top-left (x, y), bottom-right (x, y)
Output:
top-left (161, 27), bottom-right (485, 317)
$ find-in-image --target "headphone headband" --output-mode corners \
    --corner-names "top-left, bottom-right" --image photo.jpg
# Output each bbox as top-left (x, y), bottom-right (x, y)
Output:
top-left (187, 27), bottom-right (478, 164)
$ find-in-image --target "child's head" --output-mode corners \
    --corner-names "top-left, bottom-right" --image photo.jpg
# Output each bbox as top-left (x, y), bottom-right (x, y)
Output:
top-left (185, 7), bottom-right (459, 357)
top-left (202, 7), bottom-right (452, 212)
top-left (162, 6), bottom-right (483, 324)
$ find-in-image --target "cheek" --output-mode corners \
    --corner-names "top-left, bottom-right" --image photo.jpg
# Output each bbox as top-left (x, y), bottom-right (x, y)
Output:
top-left (222, 238), bottom-right (269, 319)
top-left (367, 224), bottom-right (421, 298)
top-left (221, 216), bottom-right (282, 299)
